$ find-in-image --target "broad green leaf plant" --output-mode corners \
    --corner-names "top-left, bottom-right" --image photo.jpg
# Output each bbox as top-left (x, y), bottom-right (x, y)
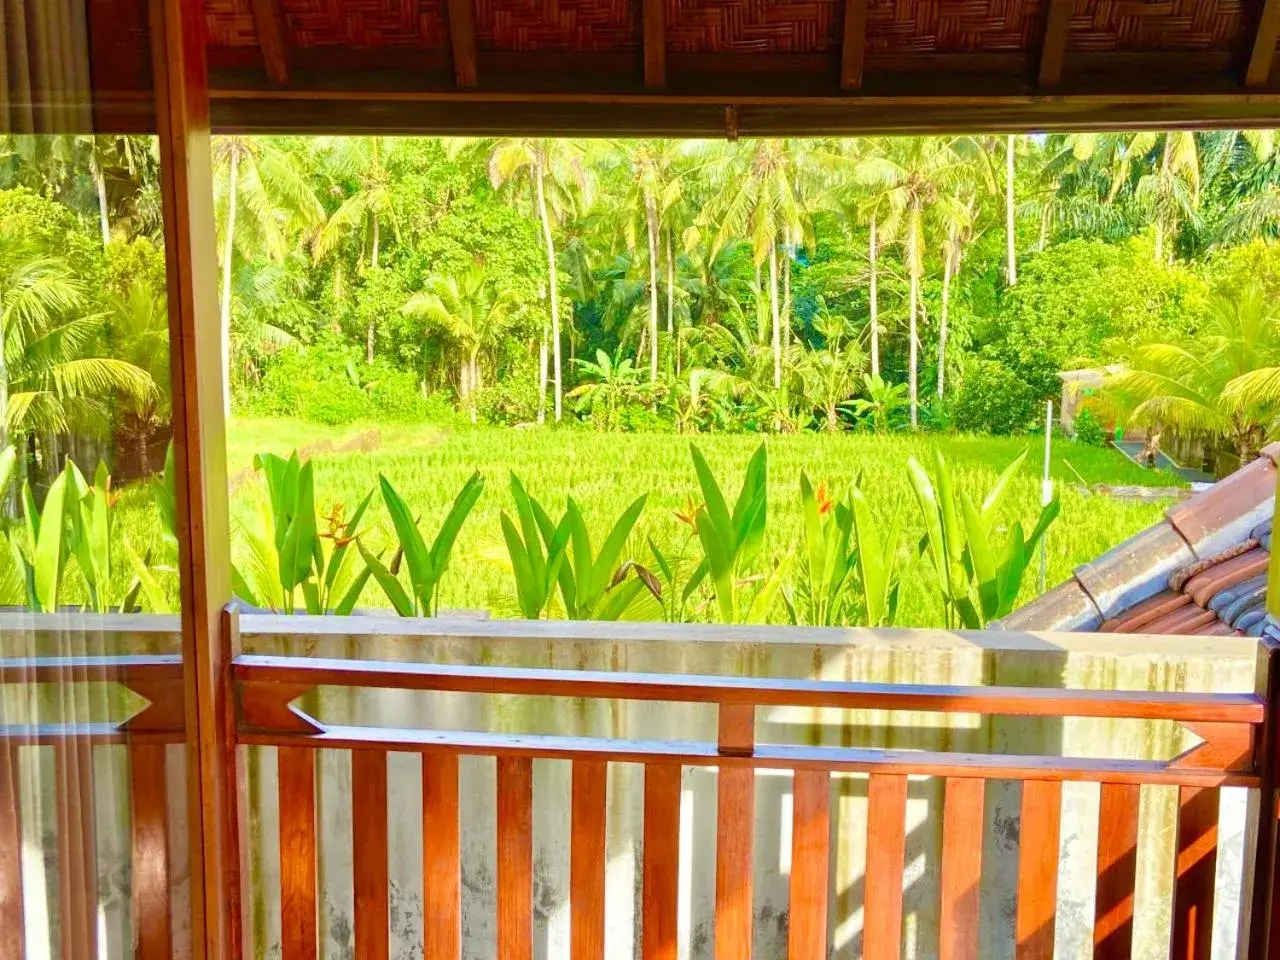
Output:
top-left (360, 471), bottom-right (484, 617)
top-left (907, 448), bottom-right (1060, 629)
top-left (686, 442), bottom-right (788, 624)
top-left (236, 452), bottom-right (374, 615)
top-left (500, 473), bottom-right (651, 620)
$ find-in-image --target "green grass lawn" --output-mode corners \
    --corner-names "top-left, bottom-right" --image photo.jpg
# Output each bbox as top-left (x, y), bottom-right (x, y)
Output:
top-left (114, 417), bottom-right (1183, 627)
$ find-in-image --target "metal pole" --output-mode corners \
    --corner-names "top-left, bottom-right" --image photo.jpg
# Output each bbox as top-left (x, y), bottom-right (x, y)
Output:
top-left (1040, 400), bottom-right (1053, 593)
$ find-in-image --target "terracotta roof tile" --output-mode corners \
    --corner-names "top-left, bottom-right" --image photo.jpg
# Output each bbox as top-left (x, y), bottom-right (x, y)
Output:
top-left (1169, 539), bottom-right (1259, 591)
top-left (1211, 574), bottom-right (1267, 622)
top-left (995, 450), bottom-right (1277, 634)
top-left (1100, 590), bottom-right (1190, 633)
top-left (1167, 455), bottom-right (1276, 556)
top-left (1200, 620), bottom-right (1240, 637)
top-left (1238, 608), bottom-right (1271, 635)
top-left (1143, 604), bottom-right (1221, 635)
top-left (1184, 548), bottom-right (1271, 607)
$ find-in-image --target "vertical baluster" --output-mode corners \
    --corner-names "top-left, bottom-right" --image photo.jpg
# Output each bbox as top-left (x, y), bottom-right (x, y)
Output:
top-left (864, 773), bottom-right (907, 960)
top-left (788, 770), bottom-right (830, 960)
top-left (497, 756), bottom-right (533, 960)
top-left (423, 753), bottom-right (460, 960)
top-left (1015, 780), bottom-right (1061, 960)
top-left (642, 763), bottom-right (681, 960)
top-left (55, 740), bottom-right (97, 960)
top-left (1094, 783), bottom-right (1139, 960)
top-left (130, 744), bottom-right (172, 960)
top-left (715, 703), bottom-right (755, 960)
top-left (939, 777), bottom-right (984, 960)
top-left (716, 766), bottom-right (754, 959)
top-left (352, 750), bottom-right (389, 960)
top-left (1171, 786), bottom-right (1218, 960)
top-left (0, 744), bottom-right (24, 960)
top-left (571, 761), bottom-right (607, 960)
top-left (278, 747), bottom-right (317, 960)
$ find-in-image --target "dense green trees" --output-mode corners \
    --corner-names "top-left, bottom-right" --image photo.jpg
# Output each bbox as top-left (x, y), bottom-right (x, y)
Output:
top-left (7, 130), bottom-right (1280, 477)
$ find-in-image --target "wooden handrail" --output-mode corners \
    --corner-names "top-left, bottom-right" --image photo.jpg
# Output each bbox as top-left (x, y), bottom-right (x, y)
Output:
top-left (232, 654), bottom-right (1265, 722)
top-left (0, 655), bottom-right (184, 684)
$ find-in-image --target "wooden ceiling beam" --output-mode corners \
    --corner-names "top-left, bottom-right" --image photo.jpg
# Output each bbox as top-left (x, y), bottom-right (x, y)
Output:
top-left (1037, 0), bottom-right (1072, 87)
top-left (840, 0), bottom-right (868, 91)
top-left (247, 0), bottom-right (290, 87)
top-left (446, 0), bottom-right (479, 88)
top-left (1246, 0), bottom-right (1280, 88)
top-left (644, 0), bottom-right (667, 89)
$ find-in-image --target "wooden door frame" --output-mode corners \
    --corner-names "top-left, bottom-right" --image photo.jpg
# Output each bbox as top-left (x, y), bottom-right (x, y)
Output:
top-left (149, 1), bottom-right (240, 957)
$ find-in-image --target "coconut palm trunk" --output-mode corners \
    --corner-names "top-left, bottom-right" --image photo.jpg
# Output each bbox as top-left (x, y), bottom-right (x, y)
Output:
top-left (538, 332), bottom-right (548, 424)
top-left (646, 194), bottom-right (659, 381)
top-left (91, 152), bottom-right (110, 247)
top-left (783, 249), bottom-right (792, 351)
top-left (768, 241), bottom-right (782, 390)
top-left (219, 141), bottom-right (241, 420)
top-left (665, 230), bottom-right (674, 336)
top-left (1006, 134), bottom-right (1017, 286)
top-left (908, 207), bottom-right (920, 429)
top-left (869, 214), bottom-right (880, 377)
top-left (533, 161), bottom-right (563, 421)
top-left (366, 216), bottom-right (381, 362)
top-left (938, 231), bottom-right (954, 400)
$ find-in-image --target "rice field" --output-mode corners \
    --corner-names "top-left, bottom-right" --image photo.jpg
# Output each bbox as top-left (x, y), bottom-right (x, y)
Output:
top-left (113, 418), bottom-right (1183, 626)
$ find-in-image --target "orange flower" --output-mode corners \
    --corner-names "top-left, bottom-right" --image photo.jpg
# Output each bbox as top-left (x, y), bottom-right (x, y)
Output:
top-left (815, 482), bottom-right (834, 517)
top-left (674, 497), bottom-right (702, 528)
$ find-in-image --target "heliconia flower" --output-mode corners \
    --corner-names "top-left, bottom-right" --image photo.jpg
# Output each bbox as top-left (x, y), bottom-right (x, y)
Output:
top-left (815, 482), bottom-right (834, 516)
top-left (674, 497), bottom-right (702, 528)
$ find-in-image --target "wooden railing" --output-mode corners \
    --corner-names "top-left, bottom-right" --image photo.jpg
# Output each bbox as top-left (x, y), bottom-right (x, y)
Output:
top-left (1, 617), bottom-right (1278, 959)
top-left (233, 649), bottom-right (1267, 960)
top-left (0, 653), bottom-right (185, 960)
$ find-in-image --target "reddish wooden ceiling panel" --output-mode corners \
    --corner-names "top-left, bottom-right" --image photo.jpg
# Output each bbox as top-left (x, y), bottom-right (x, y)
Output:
top-left (866, 0), bottom-right (1043, 52)
top-left (281, 0), bottom-right (447, 46)
top-left (664, 0), bottom-right (842, 52)
top-left (205, 0), bottom-right (261, 46)
top-left (1067, 0), bottom-right (1254, 50)
top-left (474, 0), bottom-right (638, 49)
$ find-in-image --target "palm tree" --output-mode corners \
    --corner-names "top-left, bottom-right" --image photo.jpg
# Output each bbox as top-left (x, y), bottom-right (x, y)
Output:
top-left (843, 373), bottom-right (910, 433)
top-left (568, 349), bottom-right (646, 429)
top-left (614, 141), bottom-right (684, 381)
top-left (105, 275), bottom-right (170, 475)
top-left (935, 188), bottom-right (977, 399)
top-left (0, 233), bottom-right (153, 450)
top-left (488, 138), bottom-right (590, 423)
top-left (1108, 131), bottom-right (1201, 263)
top-left (214, 136), bottom-right (322, 415)
top-left (1100, 285), bottom-right (1280, 464)
top-left (402, 266), bottom-right (519, 423)
top-left (1005, 134), bottom-right (1018, 285)
top-left (312, 137), bottom-right (400, 362)
top-left (696, 139), bottom-right (814, 391)
top-left (799, 303), bottom-right (866, 430)
top-left (858, 137), bottom-right (962, 427)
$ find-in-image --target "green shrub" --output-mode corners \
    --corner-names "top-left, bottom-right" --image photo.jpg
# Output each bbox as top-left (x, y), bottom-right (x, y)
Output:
top-left (475, 375), bottom-right (542, 424)
top-left (1073, 408), bottom-right (1106, 446)
top-left (246, 341), bottom-right (372, 425)
top-left (365, 365), bottom-right (429, 423)
top-left (303, 380), bottom-right (373, 425)
top-left (952, 358), bottom-right (1037, 435)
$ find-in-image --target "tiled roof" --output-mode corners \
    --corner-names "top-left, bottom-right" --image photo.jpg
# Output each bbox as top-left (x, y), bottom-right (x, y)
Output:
top-left (996, 443), bottom-right (1280, 636)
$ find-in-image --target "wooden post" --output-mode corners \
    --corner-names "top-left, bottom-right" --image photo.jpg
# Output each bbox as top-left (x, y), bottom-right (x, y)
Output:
top-left (1247, 627), bottom-right (1280, 955)
top-left (149, 0), bottom-right (236, 958)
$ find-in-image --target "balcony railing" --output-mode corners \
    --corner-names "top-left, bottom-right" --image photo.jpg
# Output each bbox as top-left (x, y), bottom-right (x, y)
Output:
top-left (1, 608), bottom-right (1277, 959)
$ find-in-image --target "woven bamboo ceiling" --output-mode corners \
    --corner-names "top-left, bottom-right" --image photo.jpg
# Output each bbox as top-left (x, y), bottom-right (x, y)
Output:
top-left (91, 0), bottom-right (1280, 134)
